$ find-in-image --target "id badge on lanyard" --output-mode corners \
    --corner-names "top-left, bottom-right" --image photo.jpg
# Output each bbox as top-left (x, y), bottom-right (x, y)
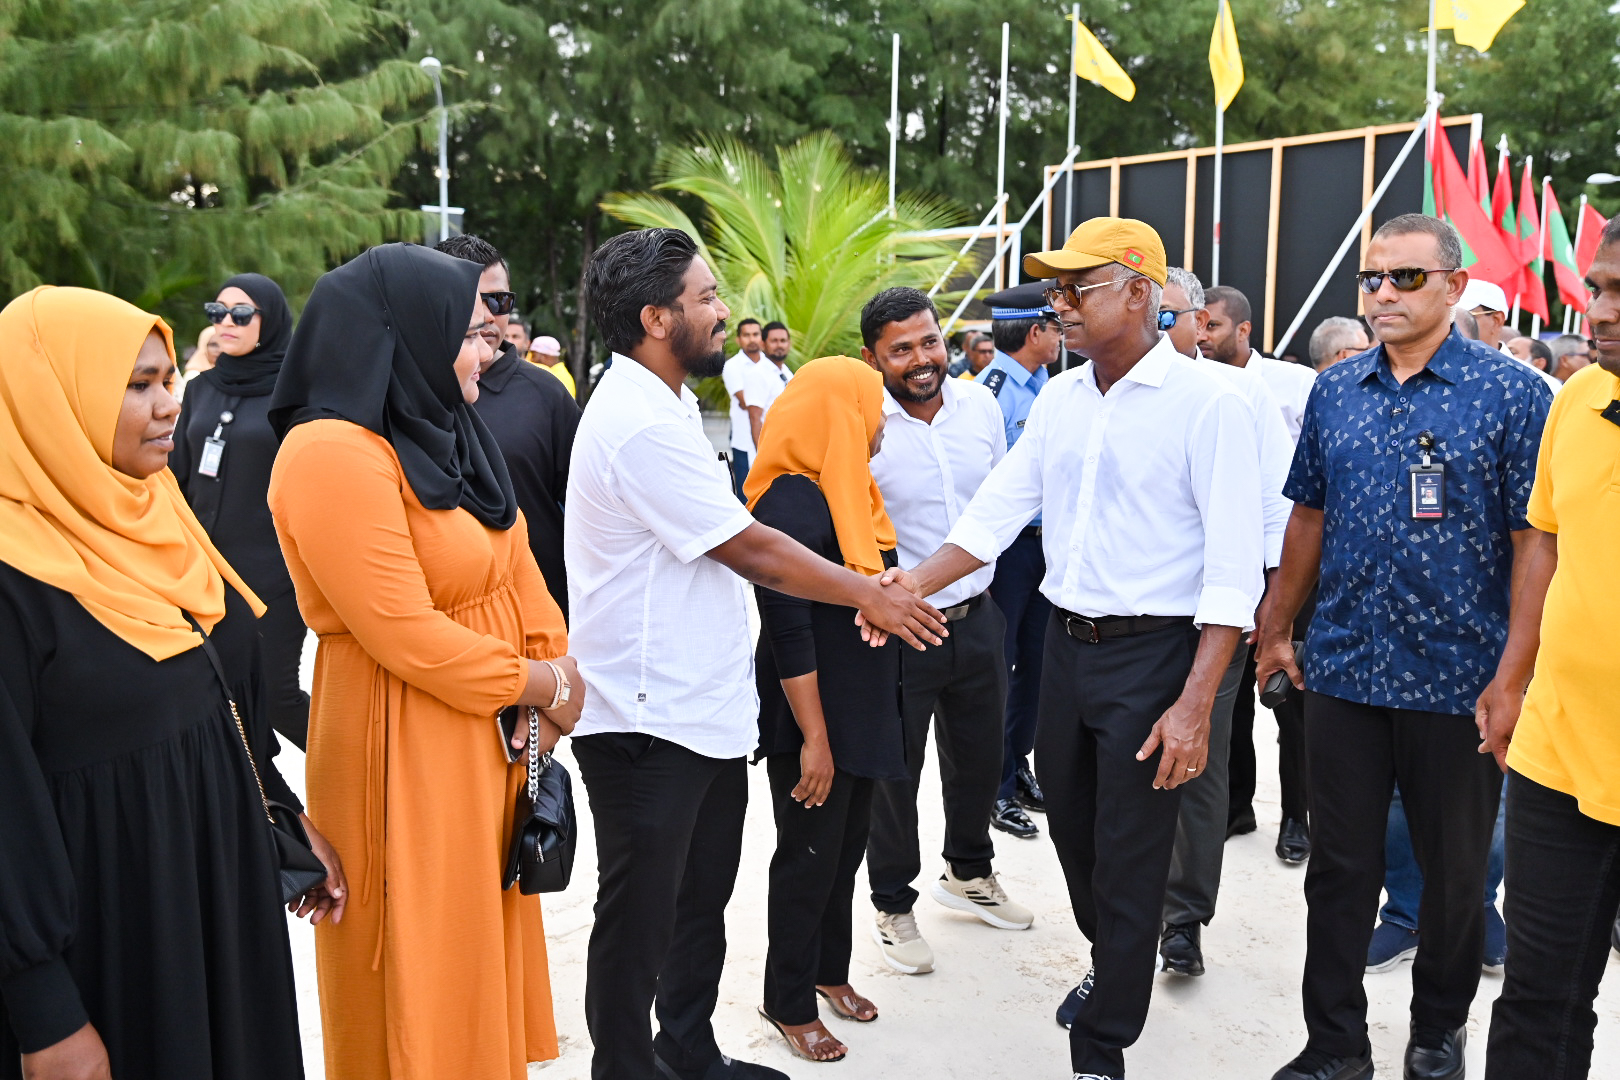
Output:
top-left (1408, 430), bottom-right (1445, 521)
top-left (197, 409), bottom-right (234, 479)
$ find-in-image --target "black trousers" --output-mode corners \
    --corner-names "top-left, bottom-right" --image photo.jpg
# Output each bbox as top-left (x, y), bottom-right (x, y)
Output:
top-left (990, 529), bottom-right (1052, 801)
top-left (574, 733), bottom-right (748, 1080)
top-left (1300, 692), bottom-right (1501, 1056)
top-left (762, 756), bottom-right (874, 1025)
top-left (1486, 770), bottom-right (1620, 1079)
top-left (869, 597), bottom-right (1006, 914)
top-left (1035, 613), bottom-right (1199, 1077)
top-left (1225, 644), bottom-right (1259, 825)
top-left (258, 590), bottom-right (311, 751)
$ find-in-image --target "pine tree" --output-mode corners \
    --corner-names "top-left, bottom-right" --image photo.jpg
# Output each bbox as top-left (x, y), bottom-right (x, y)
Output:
top-left (0, 0), bottom-right (436, 331)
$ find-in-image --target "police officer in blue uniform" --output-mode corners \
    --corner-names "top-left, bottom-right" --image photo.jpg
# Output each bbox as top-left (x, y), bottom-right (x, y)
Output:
top-left (978, 281), bottom-right (1065, 838)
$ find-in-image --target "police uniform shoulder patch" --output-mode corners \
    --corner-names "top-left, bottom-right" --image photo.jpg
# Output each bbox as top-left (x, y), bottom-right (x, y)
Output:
top-left (983, 369), bottom-right (1008, 397)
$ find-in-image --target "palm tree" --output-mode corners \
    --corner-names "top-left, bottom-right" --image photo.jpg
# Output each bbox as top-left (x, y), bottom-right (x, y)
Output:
top-left (601, 132), bottom-right (974, 366)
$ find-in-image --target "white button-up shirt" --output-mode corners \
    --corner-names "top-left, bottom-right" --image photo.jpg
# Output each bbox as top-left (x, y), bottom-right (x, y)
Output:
top-left (742, 358), bottom-right (793, 423)
top-left (1247, 349), bottom-right (1316, 443)
top-left (566, 356), bottom-right (759, 759)
top-left (946, 335), bottom-right (1265, 630)
top-left (869, 377), bottom-right (1006, 609)
top-left (721, 350), bottom-right (762, 452)
top-left (1207, 359), bottom-right (1293, 569)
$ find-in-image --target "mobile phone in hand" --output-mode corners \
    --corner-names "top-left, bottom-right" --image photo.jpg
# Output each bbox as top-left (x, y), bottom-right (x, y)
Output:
top-left (497, 705), bottom-right (524, 764)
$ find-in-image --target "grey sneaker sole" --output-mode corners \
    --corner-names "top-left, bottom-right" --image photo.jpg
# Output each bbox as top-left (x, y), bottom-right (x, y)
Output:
top-left (928, 879), bottom-right (1033, 931)
top-left (869, 922), bottom-right (933, 974)
top-left (1365, 944), bottom-right (1418, 974)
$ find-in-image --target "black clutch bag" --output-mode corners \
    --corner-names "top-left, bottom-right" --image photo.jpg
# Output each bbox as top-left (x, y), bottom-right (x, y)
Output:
top-left (188, 616), bottom-right (327, 904)
top-left (503, 706), bottom-right (576, 895)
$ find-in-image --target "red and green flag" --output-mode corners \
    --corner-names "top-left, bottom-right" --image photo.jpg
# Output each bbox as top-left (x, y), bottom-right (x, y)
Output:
top-left (1468, 139), bottom-right (1491, 218)
top-left (1490, 147), bottom-right (1516, 256)
top-left (1543, 182), bottom-right (1587, 314)
top-left (1427, 126), bottom-right (1518, 289)
top-left (1576, 199), bottom-right (1609, 277)
top-left (1515, 162), bottom-right (1550, 321)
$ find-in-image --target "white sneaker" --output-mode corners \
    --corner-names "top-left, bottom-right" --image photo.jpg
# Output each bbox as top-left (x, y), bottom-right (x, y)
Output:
top-left (929, 868), bottom-right (1035, 930)
top-left (872, 910), bottom-right (935, 974)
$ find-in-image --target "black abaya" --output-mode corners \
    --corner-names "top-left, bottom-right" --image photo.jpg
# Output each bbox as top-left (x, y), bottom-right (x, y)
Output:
top-left (0, 561), bottom-right (304, 1078)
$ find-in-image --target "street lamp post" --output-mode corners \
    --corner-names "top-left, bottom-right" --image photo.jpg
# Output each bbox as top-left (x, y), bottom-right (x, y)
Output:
top-left (420, 56), bottom-right (449, 243)
top-left (1587, 173), bottom-right (1620, 186)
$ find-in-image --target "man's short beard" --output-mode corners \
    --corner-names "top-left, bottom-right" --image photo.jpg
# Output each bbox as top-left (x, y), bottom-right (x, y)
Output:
top-left (886, 368), bottom-right (943, 404)
top-left (673, 314), bottom-right (726, 379)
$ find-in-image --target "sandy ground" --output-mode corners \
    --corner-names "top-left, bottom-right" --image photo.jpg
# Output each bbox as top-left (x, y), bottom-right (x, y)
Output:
top-left (279, 623), bottom-right (1620, 1080)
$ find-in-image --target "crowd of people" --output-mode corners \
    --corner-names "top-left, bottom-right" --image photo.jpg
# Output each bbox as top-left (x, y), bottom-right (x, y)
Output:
top-left (1, 204), bottom-right (1617, 1080)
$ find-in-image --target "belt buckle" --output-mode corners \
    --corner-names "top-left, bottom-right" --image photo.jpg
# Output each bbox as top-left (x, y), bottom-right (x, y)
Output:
top-left (1065, 613), bottom-right (1101, 645)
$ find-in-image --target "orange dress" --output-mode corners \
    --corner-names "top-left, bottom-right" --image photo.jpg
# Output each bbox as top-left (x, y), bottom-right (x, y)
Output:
top-left (268, 420), bottom-right (563, 1080)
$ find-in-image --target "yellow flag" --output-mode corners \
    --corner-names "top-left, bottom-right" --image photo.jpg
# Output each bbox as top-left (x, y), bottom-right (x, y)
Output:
top-left (1209, 1), bottom-right (1244, 112)
top-left (1069, 16), bottom-right (1135, 102)
top-left (1431, 0), bottom-right (1526, 52)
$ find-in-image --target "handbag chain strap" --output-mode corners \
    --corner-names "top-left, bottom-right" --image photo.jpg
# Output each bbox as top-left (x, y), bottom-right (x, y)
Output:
top-left (524, 706), bottom-right (555, 802)
top-left (185, 615), bottom-right (276, 826)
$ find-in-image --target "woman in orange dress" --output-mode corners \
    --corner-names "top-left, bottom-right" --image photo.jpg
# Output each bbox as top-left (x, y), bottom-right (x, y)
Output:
top-left (266, 243), bottom-right (581, 1080)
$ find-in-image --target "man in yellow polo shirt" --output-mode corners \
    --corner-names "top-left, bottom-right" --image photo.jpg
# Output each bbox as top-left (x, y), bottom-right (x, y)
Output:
top-left (1476, 213), bottom-right (1620, 1079)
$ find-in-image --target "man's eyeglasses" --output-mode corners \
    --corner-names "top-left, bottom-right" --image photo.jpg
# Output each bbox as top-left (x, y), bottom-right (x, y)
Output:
top-left (1354, 267), bottom-right (1461, 295)
top-left (1044, 278), bottom-right (1123, 308)
top-left (203, 302), bottom-right (261, 326)
top-left (481, 291), bottom-right (517, 316)
top-left (1157, 308), bottom-right (1198, 331)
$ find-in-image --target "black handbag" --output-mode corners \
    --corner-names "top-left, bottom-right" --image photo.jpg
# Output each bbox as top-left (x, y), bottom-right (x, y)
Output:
top-left (502, 706), bottom-right (576, 894)
top-left (188, 616), bottom-right (328, 904)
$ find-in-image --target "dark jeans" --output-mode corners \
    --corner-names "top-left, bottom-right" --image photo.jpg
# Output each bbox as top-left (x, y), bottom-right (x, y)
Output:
top-left (1300, 693), bottom-right (1501, 1057)
top-left (258, 589), bottom-right (311, 751)
top-left (574, 733), bottom-right (748, 1080)
top-left (869, 597), bottom-right (1006, 914)
top-left (1380, 781), bottom-right (1506, 931)
top-left (1035, 613), bottom-right (1199, 1077)
top-left (729, 448), bottom-right (749, 502)
top-left (990, 529), bottom-right (1052, 801)
top-left (762, 757), bottom-right (873, 1025)
top-left (1486, 771), bottom-right (1620, 1079)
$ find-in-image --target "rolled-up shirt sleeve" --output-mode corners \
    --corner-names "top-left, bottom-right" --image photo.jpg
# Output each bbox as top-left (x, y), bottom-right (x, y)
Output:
top-left (612, 422), bottom-right (755, 564)
top-left (1188, 391), bottom-right (1265, 629)
top-left (944, 394), bottom-right (1046, 563)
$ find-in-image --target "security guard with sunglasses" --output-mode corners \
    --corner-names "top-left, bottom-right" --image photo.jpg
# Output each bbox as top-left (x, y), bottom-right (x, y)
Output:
top-left (977, 282), bottom-right (1064, 839)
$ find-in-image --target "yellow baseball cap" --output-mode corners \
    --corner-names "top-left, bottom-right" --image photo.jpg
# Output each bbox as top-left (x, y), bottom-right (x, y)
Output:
top-left (1023, 217), bottom-right (1168, 286)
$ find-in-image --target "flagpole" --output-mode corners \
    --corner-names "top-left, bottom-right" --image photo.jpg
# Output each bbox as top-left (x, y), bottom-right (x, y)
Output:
top-left (888, 33), bottom-right (900, 218)
top-left (1498, 134), bottom-right (1521, 329)
top-left (1067, 3), bottom-right (1079, 238)
top-left (1423, 0), bottom-right (1440, 204)
top-left (1533, 174), bottom-right (1550, 337)
top-left (1567, 194), bottom-right (1590, 333)
top-left (1211, 1), bottom-right (1227, 286)
top-left (996, 21), bottom-right (1010, 292)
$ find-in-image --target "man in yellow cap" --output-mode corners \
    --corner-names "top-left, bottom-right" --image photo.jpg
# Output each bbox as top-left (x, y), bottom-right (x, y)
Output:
top-left (894, 218), bottom-right (1265, 1080)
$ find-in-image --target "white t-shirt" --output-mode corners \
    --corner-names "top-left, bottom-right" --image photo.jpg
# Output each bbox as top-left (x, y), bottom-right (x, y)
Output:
top-left (565, 355), bottom-right (759, 759)
top-left (1247, 350), bottom-right (1317, 444)
top-left (721, 350), bottom-right (762, 452)
top-left (742, 359), bottom-right (793, 432)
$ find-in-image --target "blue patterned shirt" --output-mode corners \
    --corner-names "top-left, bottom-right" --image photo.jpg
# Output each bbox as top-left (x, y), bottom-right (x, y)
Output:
top-left (1284, 328), bottom-right (1552, 716)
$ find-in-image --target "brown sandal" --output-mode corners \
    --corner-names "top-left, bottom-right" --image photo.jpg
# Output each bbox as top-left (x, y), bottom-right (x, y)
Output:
top-left (758, 1006), bottom-right (848, 1062)
top-left (815, 984), bottom-right (879, 1023)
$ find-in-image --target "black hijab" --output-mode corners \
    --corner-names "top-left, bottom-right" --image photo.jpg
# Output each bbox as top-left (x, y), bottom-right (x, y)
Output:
top-left (269, 243), bottom-right (517, 530)
top-left (202, 273), bottom-right (292, 396)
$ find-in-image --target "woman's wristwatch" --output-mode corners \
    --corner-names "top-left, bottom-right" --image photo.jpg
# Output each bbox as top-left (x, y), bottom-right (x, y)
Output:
top-left (541, 659), bottom-right (571, 712)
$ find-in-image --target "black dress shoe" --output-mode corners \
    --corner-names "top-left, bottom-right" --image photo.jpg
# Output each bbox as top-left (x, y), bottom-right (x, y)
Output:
top-left (991, 797), bottom-right (1039, 838)
top-left (1405, 1023), bottom-right (1465, 1080)
top-left (1159, 922), bottom-right (1205, 976)
top-left (1270, 1046), bottom-right (1374, 1080)
top-left (1226, 808), bottom-right (1258, 838)
top-left (1015, 763), bottom-right (1046, 813)
top-left (1276, 818), bottom-right (1311, 864)
top-left (655, 1053), bottom-right (789, 1080)
top-left (1055, 967), bottom-right (1095, 1029)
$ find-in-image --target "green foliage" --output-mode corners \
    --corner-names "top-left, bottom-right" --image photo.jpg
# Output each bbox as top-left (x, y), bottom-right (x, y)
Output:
top-left (0, 0), bottom-right (437, 332)
top-left (602, 133), bottom-right (972, 364)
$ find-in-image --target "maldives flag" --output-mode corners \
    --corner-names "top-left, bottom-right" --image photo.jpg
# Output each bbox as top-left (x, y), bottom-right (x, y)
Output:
top-left (1468, 140), bottom-right (1491, 217)
top-left (1576, 201), bottom-right (1609, 276)
top-left (1491, 152), bottom-right (1516, 253)
top-left (1543, 183), bottom-right (1587, 314)
top-left (1429, 127), bottom-right (1518, 288)
top-left (1515, 162), bottom-right (1550, 321)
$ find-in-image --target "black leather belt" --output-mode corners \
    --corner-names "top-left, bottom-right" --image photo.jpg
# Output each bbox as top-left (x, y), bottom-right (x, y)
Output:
top-left (1056, 609), bottom-right (1193, 645)
top-left (938, 593), bottom-right (985, 623)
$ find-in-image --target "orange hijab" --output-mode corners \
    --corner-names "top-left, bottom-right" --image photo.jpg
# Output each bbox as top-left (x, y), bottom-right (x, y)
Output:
top-left (0, 286), bottom-right (263, 660)
top-left (744, 355), bottom-right (897, 577)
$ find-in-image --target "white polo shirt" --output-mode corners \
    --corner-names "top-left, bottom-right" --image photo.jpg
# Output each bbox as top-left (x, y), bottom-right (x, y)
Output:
top-left (1247, 349), bottom-right (1317, 444)
top-left (868, 377), bottom-right (1005, 608)
top-left (721, 350), bottom-right (762, 453)
top-left (743, 358), bottom-right (793, 425)
top-left (565, 355), bottom-right (759, 759)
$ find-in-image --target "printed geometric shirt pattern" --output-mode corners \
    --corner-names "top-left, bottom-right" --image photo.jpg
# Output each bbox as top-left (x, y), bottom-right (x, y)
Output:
top-left (1284, 328), bottom-right (1552, 716)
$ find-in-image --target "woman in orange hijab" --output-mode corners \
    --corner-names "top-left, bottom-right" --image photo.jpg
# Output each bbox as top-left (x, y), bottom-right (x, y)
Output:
top-left (744, 355), bottom-right (903, 1064)
top-left (0, 286), bottom-right (341, 1079)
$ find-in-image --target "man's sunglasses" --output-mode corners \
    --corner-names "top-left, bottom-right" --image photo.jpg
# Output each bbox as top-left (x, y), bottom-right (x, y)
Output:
top-left (1354, 267), bottom-right (1461, 294)
top-left (203, 302), bottom-right (261, 326)
top-left (481, 291), bottom-right (517, 316)
top-left (1158, 307), bottom-right (1198, 331)
top-left (1044, 278), bottom-right (1122, 308)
